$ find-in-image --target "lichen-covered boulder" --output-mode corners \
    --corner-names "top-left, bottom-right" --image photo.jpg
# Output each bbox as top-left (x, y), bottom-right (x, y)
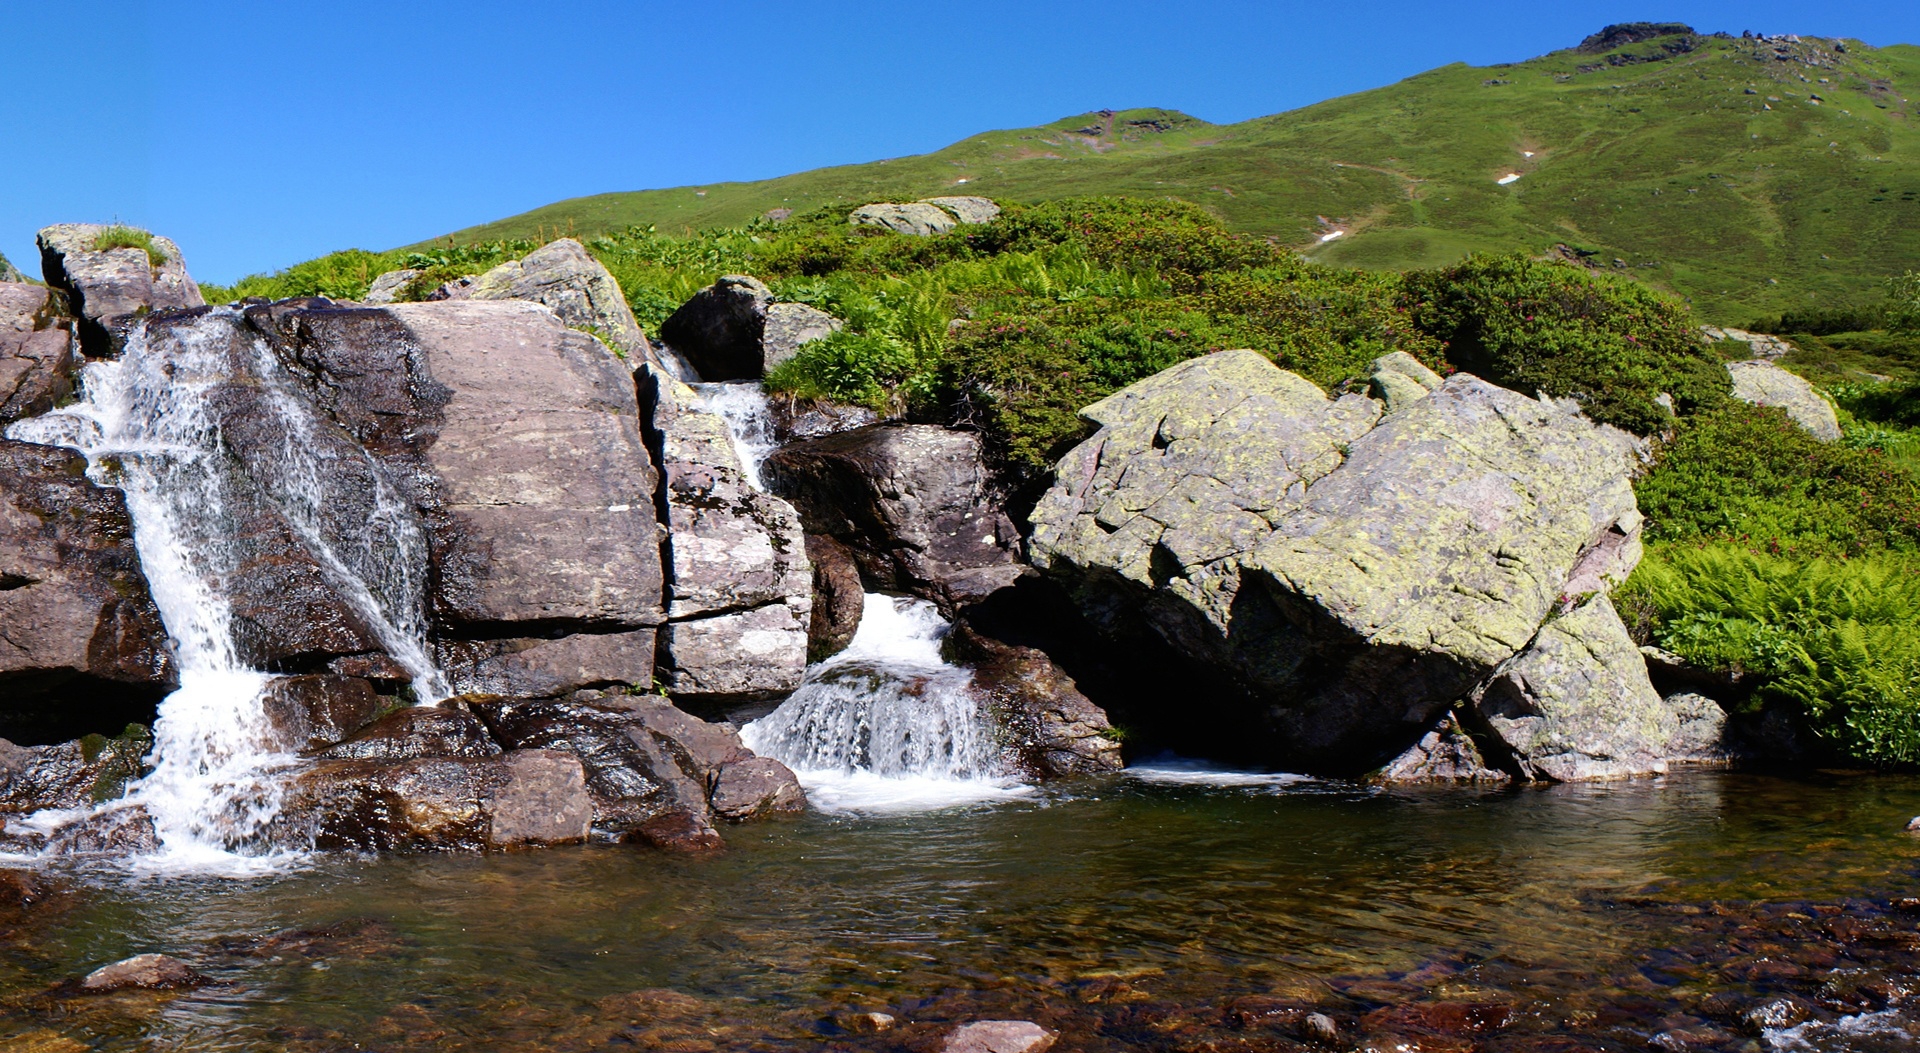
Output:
top-left (761, 301), bottom-right (841, 372)
top-left (1468, 594), bottom-right (1676, 780)
top-left (0, 440), bottom-right (173, 741)
top-left (763, 423), bottom-right (1023, 612)
top-left (640, 365), bottom-right (811, 700)
top-left (923, 196), bottom-right (1001, 224)
top-left (363, 268), bottom-right (419, 305)
top-left (1367, 350), bottom-right (1444, 413)
top-left (0, 283), bottom-right (79, 426)
top-left (1726, 359), bottom-right (1840, 441)
top-left (36, 224), bottom-right (203, 356)
top-left (1030, 349), bottom-right (1648, 774)
top-left (849, 202), bottom-right (958, 236)
top-left (468, 238), bottom-right (654, 363)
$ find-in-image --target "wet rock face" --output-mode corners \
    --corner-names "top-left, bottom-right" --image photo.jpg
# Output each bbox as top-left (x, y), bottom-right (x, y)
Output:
top-left (946, 619), bottom-right (1123, 778)
top-left (0, 439), bottom-right (172, 739)
top-left (36, 223), bottom-right (203, 356)
top-left (259, 675), bottom-right (384, 752)
top-left (0, 725), bottom-right (151, 813)
top-left (640, 365), bottom-right (810, 701)
top-left (0, 283), bottom-right (79, 427)
top-left (276, 750), bottom-right (592, 851)
top-left (470, 694), bottom-right (803, 847)
top-left (765, 394), bottom-right (880, 446)
top-left (437, 630), bottom-right (657, 700)
top-left (467, 238), bottom-right (655, 364)
top-left (763, 423), bottom-right (1023, 613)
top-left (313, 705), bottom-right (502, 761)
top-left (1030, 350), bottom-right (1650, 775)
top-left (804, 533), bottom-right (864, 662)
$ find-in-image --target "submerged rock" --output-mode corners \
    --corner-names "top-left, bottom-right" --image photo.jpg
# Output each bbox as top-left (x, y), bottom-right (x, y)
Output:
top-left (942, 1020), bottom-right (1058, 1053)
top-left (36, 223), bottom-right (203, 356)
top-left (0, 439), bottom-right (173, 740)
top-left (79, 953), bottom-right (208, 993)
top-left (1029, 349), bottom-right (1649, 775)
top-left (468, 238), bottom-right (654, 364)
top-left (763, 423), bottom-right (1023, 612)
top-left (1727, 359), bottom-right (1840, 441)
top-left (0, 283), bottom-right (79, 426)
top-left (639, 365), bottom-right (811, 700)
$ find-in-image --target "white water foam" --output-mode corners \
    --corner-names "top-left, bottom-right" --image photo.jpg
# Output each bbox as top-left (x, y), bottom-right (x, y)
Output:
top-left (1126, 755), bottom-right (1314, 791)
top-left (695, 380), bottom-right (778, 490)
top-left (7, 309), bottom-right (448, 869)
top-left (742, 593), bottom-right (1028, 814)
top-left (1769, 1006), bottom-right (1920, 1053)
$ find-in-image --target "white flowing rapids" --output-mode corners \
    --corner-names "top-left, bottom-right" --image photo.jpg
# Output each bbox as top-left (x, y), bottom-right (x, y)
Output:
top-left (694, 380), bottom-right (778, 490)
top-left (6, 310), bottom-right (447, 866)
top-left (741, 593), bottom-right (1030, 813)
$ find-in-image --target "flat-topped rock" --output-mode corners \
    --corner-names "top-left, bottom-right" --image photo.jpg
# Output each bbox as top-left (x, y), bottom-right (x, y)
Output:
top-left (36, 224), bottom-right (203, 356)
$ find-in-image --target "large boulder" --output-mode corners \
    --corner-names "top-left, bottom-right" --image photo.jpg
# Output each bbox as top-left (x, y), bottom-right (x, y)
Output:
top-left (922, 196), bottom-right (1002, 224)
top-left (656, 276), bottom-right (841, 381)
top-left (363, 268), bottom-right (420, 305)
top-left (1466, 593), bottom-right (1678, 780)
top-left (242, 299), bottom-right (666, 692)
top-left (274, 749), bottom-right (594, 851)
top-left (1727, 359), bottom-right (1841, 441)
top-left (0, 440), bottom-right (173, 742)
top-left (36, 224), bottom-right (203, 356)
top-left (762, 423), bottom-right (1023, 612)
top-left (471, 694), bottom-right (803, 846)
top-left (849, 202), bottom-right (957, 236)
top-left (0, 283), bottom-right (79, 426)
top-left (468, 238), bottom-right (655, 364)
top-left (1029, 350), bottom-right (1649, 775)
top-left (639, 365), bottom-right (811, 701)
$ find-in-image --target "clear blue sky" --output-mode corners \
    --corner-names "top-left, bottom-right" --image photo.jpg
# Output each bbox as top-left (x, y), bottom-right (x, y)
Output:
top-left (3, 1), bottom-right (1915, 283)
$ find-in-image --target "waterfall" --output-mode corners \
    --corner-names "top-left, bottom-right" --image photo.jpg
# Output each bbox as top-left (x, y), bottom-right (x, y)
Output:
top-left (6, 309), bottom-right (446, 863)
top-left (741, 593), bottom-right (1028, 813)
top-left (695, 381), bottom-right (777, 490)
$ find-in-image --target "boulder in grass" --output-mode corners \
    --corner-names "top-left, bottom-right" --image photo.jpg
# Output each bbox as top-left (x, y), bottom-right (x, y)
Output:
top-left (1726, 359), bottom-right (1841, 441)
top-left (36, 224), bottom-right (203, 356)
top-left (468, 238), bottom-right (656, 364)
top-left (849, 201), bottom-right (957, 236)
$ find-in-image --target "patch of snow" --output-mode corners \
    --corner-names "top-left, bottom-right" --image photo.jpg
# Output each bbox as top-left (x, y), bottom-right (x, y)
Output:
top-left (1497, 173), bottom-right (1523, 185)
top-left (1319, 230), bottom-right (1345, 243)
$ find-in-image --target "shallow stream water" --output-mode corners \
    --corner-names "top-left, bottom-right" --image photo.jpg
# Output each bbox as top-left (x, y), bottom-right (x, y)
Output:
top-left (7, 770), bottom-right (1920, 1052)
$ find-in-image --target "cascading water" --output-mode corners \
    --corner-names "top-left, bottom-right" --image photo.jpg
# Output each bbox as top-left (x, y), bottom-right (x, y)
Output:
top-left (6, 309), bottom-right (447, 864)
top-left (741, 593), bottom-right (1029, 813)
top-left (694, 381), bottom-right (777, 490)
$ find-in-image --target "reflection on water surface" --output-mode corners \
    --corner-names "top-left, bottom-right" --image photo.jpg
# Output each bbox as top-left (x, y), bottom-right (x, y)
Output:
top-left (5, 770), bottom-right (1920, 1052)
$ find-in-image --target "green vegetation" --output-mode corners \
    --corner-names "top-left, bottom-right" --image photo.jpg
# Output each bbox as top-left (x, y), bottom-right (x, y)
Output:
top-left (92, 225), bottom-right (166, 269)
top-left (415, 31), bottom-right (1920, 323)
top-left (1891, 271), bottom-right (1920, 333)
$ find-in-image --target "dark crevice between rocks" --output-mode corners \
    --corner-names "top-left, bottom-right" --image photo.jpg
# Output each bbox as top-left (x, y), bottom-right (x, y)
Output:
top-left (0, 572), bottom-right (35, 590)
top-left (0, 674), bottom-right (164, 747)
top-left (632, 366), bottom-right (684, 685)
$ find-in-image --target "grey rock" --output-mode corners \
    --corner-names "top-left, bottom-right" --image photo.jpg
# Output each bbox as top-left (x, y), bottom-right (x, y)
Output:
top-left (1030, 349), bottom-right (1646, 774)
top-left (657, 275), bottom-right (773, 381)
top-left (80, 953), bottom-right (207, 993)
top-left (1470, 594), bottom-right (1675, 781)
top-left (1367, 351), bottom-right (1444, 413)
top-left (314, 705), bottom-right (502, 761)
top-left (26, 803), bottom-right (159, 855)
top-left (363, 268), bottom-right (419, 305)
top-left (1702, 325), bottom-right (1793, 359)
top-left (763, 423), bottom-right (1022, 612)
top-left (0, 283), bottom-right (79, 426)
top-left (440, 629), bottom-right (656, 699)
top-left (766, 394), bottom-right (881, 445)
top-left (1373, 713), bottom-right (1508, 783)
top-left (1665, 690), bottom-right (1733, 764)
top-left (850, 202), bottom-right (958, 237)
top-left (259, 675), bottom-right (383, 752)
top-left (942, 1020), bottom-right (1057, 1053)
top-left (657, 604), bottom-right (810, 700)
top-left (468, 238), bottom-right (654, 364)
top-left (640, 365), bottom-right (811, 699)
top-left (36, 224), bottom-right (203, 356)
top-left (1727, 359), bottom-right (1841, 440)
top-left (709, 756), bottom-right (806, 820)
top-left (0, 440), bottom-right (173, 731)
top-left (277, 751), bottom-right (591, 851)
top-left (761, 301), bottom-right (842, 372)
top-left (922, 196), bottom-right (1001, 224)
top-left (426, 276), bottom-right (474, 301)
top-left (0, 252), bottom-right (21, 283)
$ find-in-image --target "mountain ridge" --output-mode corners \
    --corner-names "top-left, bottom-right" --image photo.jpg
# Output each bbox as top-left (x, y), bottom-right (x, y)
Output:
top-left (424, 26), bottom-right (1919, 322)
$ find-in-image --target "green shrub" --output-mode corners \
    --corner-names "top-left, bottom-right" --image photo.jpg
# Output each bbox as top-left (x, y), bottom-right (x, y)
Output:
top-left (1636, 404), bottom-right (1920, 557)
top-left (92, 225), bottom-right (166, 268)
top-left (1890, 271), bottom-right (1920, 335)
top-left (1752, 305), bottom-right (1887, 337)
top-left (201, 248), bottom-right (407, 303)
top-left (1402, 253), bottom-right (1727, 433)
top-left (976, 197), bottom-right (1286, 281)
top-left (1623, 544), bottom-right (1920, 766)
top-left (766, 330), bottom-right (921, 410)
top-left (1199, 266), bottom-right (1442, 390)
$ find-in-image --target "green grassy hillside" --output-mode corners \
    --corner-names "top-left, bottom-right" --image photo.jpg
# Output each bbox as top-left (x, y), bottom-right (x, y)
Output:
top-left (434, 29), bottom-right (1920, 323)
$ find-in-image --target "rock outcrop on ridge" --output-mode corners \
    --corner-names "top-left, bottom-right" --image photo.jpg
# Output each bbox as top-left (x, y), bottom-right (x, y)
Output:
top-left (36, 224), bottom-right (203, 357)
top-left (1028, 349), bottom-right (1671, 778)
